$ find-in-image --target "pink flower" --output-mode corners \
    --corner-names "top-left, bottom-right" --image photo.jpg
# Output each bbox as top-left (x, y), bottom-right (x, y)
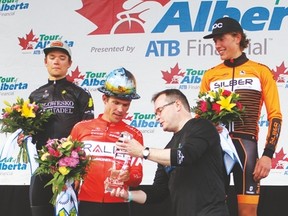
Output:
top-left (236, 102), bottom-right (243, 111)
top-left (59, 157), bottom-right (79, 168)
top-left (199, 101), bottom-right (207, 112)
top-left (2, 112), bottom-right (9, 118)
top-left (212, 103), bottom-right (221, 113)
top-left (74, 146), bottom-right (81, 152)
top-left (46, 139), bottom-right (56, 147)
top-left (13, 105), bottom-right (21, 112)
top-left (222, 90), bottom-right (231, 97)
top-left (33, 104), bottom-right (39, 112)
top-left (71, 150), bottom-right (79, 158)
top-left (48, 147), bottom-right (61, 157)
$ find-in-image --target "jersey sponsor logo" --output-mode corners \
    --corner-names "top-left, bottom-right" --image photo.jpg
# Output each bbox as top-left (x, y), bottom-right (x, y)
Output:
top-left (82, 141), bottom-right (142, 165)
top-left (177, 149), bottom-right (184, 165)
top-left (211, 77), bottom-right (261, 91)
top-left (41, 100), bottom-right (75, 114)
top-left (83, 141), bottom-right (117, 157)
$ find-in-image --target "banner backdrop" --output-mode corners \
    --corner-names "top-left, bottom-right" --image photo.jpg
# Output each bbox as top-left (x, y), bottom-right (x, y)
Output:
top-left (0, 0), bottom-right (287, 185)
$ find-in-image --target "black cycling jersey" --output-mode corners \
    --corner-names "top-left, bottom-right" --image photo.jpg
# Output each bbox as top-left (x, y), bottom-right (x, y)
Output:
top-left (29, 77), bottom-right (94, 216)
top-left (29, 77), bottom-right (94, 149)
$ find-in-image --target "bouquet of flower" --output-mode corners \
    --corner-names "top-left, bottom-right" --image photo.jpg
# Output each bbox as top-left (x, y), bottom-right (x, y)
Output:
top-left (191, 88), bottom-right (245, 174)
top-left (34, 136), bottom-right (91, 206)
top-left (191, 88), bottom-right (245, 125)
top-left (0, 97), bottom-right (53, 163)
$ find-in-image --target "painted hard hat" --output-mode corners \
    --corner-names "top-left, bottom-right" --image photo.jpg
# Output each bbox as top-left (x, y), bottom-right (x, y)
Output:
top-left (98, 67), bottom-right (140, 100)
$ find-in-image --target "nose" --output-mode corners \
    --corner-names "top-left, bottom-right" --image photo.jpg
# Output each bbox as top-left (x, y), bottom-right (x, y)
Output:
top-left (117, 104), bottom-right (124, 112)
top-left (214, 39), bottom-right (221, 49)
top-left (154, 113), bottom-right (160, 121)
top-left (53, 58), bottom-right (60, 64)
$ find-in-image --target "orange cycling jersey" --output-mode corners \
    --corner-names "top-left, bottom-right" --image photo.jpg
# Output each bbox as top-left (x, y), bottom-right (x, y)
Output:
top-left (70, 114), bottom-right (143, 203)
top-left (200, 53), bottom-right (282, 158)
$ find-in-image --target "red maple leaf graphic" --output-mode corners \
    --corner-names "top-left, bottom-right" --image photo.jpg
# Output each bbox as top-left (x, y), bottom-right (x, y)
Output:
top-left (76, 0), bottom-right (170, 35)
top-left (161, 63), bottom-right (186, 84)
top-left (18, 30), bottom-right (39, 50)
top-left (124, 115), bottom-right (133, 121)
top-left (272, 148), bottom-right (288, 169)
top-left (271, 61), bottom-right (288, 82)
top-left (66, 66), bottom-right (85, 83)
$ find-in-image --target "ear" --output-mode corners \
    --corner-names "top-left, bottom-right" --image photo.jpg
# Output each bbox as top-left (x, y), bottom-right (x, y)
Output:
top-left (235, 33), bottom-right (242, 44)
top-left (175, 100), bottom-right (181, 112)
top-left (102, 94), bottom-right (108, 103)
top-left (68, 60), bottom-right (72, 68)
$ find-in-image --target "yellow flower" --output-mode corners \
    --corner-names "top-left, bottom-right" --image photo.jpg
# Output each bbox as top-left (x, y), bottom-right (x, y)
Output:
top-left (208, 90), bottom-right (216, 98)
top-left (21, 100), bottom-right (36, 118)
top-left (59, 166), bottom-right (70, 175)
top-left (216, 95), bottom-right (236, 111)
top-left (3, 100), bottom-right (11, 107)
top-left (41, 152), bottom-right (50, 161)
top-left (61, 140), bottom-right (74, 150)
top-left (4, 106), bottom-right (12, 114)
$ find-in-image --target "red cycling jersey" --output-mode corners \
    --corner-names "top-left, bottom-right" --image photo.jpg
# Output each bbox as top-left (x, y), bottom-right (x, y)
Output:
top-left (70, 114), bottom-right (143, 203)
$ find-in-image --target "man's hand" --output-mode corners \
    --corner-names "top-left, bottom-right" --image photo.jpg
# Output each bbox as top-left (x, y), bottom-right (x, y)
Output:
top-left (253, 156), bottom-right (272, 182)
top-left (116, 138), bottom-right (144, 158)
top-left (110, 187), bottom-right (129, 200)
top-left (74, 180), bottom-right (80, 192)
top-left (118, 169), bottom-right (130, 182)
top-left (17, 133), bottom-right (25, 147)
top-left (215, 124), bottom-right (223, 133)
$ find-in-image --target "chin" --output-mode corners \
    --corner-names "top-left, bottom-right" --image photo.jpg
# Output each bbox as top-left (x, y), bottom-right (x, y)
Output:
top-left (220, 55), bottom-right (227, 60)
top-left (162, 126), bottom-right (168, 132)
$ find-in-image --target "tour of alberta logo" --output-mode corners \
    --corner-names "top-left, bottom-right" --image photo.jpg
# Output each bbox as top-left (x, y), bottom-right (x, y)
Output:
top-left (271, 148), bottom-right (288, 175)
top-left (76, 0), bottom-right (170, 35)
top-left (67, 68), bottom-right (106, 91)
top-left (0, 0), bottom-right (29, 15)
top-left (75, 1), bottom-right (288, 35)
top-left (17, 30), bottom-right (74, 55)
top-left (161, 63), bottom-right (204, 90)
top-left (0, 76), bottom-right (28, 94)
top-left (272, 61), bottom-right (288, 87)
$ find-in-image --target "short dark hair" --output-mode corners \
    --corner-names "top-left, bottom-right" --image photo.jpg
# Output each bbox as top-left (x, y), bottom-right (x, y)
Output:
top-left (151, 89), bottom-right (190, 112)
top-left (231, 32), bottom-right (250, 50)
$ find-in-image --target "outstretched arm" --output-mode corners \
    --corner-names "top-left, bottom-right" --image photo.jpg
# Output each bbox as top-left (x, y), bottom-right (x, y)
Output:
top-left (116, 138), bottom-right (171, 166)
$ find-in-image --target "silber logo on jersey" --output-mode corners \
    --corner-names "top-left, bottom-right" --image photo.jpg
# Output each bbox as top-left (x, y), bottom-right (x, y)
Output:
top-left (211, 77), bottom-right (261, 91)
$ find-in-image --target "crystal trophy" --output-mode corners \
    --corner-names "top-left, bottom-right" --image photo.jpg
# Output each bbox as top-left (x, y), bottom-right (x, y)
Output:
top-left (104, 131), bottom-right (132, 193)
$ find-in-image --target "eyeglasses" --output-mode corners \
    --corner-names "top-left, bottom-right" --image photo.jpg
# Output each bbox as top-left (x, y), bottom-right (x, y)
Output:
top-left (154, 101), bottom-right (176, 116)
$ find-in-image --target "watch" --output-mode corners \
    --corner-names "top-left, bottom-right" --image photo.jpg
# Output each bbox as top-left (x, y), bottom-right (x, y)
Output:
top-left (142, 147), bottom-right (150, 160)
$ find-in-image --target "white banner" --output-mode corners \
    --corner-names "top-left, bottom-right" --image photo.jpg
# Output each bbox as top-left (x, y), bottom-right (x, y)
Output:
top-left (0, 0), bottom-right (287, 185)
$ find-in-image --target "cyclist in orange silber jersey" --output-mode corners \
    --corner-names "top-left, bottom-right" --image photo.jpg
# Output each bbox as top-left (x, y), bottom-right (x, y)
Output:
top-left (201, 17), bottom-right (282, 216)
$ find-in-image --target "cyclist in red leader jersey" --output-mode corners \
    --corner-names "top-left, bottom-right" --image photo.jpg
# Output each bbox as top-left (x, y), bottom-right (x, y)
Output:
top-left (70, 67), bottom-right (143, 216)
top-left (201, 17), bottom-right (282, 216)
